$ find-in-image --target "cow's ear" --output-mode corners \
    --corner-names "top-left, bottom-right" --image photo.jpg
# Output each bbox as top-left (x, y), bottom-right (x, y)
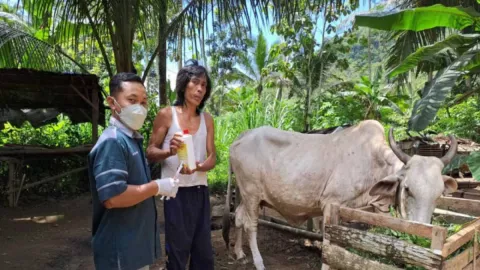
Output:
top-left (442, 175), bottom-right (458, 195)
top-left (369, 175), bottom-right (400, 196)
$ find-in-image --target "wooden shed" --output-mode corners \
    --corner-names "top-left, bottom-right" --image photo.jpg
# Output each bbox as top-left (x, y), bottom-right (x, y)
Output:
top-left (0, 68), bottom-right (107, 207)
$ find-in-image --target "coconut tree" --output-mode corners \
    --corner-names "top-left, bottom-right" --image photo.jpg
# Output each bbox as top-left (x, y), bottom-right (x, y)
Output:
top-left (0, 7), bottom-right (87, 73)
top-left (10, 0), bottom-right (326, 105)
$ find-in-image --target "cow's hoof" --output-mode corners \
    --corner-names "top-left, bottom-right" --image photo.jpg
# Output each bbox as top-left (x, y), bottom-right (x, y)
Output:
top-left (235, 250), bottom-right (246, 261)
top-left (238, 256), bottom-right (249, 265)
top-left (254, 262), bottom-right (265, 270)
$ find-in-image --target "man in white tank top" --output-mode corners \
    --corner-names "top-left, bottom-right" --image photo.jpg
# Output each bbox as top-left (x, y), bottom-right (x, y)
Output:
top-left (146, 60), bottom-right (216, 270)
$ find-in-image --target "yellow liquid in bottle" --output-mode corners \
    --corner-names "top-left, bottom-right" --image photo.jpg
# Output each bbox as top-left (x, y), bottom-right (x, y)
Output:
top-left (177, 143), bottom-right (188, 169)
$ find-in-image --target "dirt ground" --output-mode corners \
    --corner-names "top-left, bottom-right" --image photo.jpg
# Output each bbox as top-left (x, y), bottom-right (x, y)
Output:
top-left (0, 193), bottom-right (322, 270)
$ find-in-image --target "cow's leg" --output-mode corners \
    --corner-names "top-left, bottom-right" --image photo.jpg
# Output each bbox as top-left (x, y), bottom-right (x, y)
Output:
top-left (234, 202), bottom-right (247, 261)
top-left (244, 200), bottom-right (264, 270)
top-left (247, 224), bottom-right (264, 270)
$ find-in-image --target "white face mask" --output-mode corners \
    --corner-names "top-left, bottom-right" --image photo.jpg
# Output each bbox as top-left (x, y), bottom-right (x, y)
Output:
top-left (113, 99), bottom-right (147, 131)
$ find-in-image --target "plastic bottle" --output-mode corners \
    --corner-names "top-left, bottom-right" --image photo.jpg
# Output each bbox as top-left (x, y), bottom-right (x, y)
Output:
top-left (177, 129), bottom-right (196, 171)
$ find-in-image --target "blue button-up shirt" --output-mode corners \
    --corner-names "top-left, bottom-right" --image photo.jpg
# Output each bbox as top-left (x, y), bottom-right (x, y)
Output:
top-left (88, 117), bottom-right (160, 270)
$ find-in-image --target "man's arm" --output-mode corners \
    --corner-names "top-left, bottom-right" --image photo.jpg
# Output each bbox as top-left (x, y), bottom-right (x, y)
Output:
top-left (104, 182), bottom-right (158, 209)
top-left (146, 107), bottom-right (175, 163)
top-left (197, 112), bottom-right (216, 172)
top-left (92, 138), bottom-right (175, 209)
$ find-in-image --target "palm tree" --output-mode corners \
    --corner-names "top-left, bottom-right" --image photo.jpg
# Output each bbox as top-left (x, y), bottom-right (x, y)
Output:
top-left (237, 31), bottom-right (276, 97)
top-left (0, 8), bottom-right (87, 73)
top-left (11, 0), bottom-right (314, 105)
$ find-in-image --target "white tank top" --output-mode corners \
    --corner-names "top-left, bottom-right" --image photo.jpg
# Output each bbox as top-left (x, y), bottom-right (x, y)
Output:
top-left (161, 106), bottom-right (208, 187)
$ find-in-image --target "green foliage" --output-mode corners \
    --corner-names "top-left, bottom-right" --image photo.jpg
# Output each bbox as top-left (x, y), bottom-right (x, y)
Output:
top-left (356, 4), bottom-right (480, 132)
top-left (408, 44), bottom-right (480, 131)
top-left (467, 151), bottom-right (480, 180)
top-left (0, 116), bottom-right (96, 201)
top-left (0, 116), bottom-right (94, 147)
top-left (431, 97), bottom-right (480, 141)
top-left (355, 4), bottom-right (479, 32)
top-left (388, 34), bottom-right (480, 78)
top-left (206, 86), bottom-right (303, 192)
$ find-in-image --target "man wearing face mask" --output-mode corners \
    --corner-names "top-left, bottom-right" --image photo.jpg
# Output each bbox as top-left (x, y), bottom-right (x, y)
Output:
top-left (87, 72), bottom-right (179, 270)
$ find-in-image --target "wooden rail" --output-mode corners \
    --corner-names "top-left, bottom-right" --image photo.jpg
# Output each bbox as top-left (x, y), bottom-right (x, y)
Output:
top-left (321, 200), bottom-right (480, 270)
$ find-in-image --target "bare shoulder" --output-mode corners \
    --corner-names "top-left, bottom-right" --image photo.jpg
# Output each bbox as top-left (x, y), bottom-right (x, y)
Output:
top-left (154, 106), bottom-right (173, 126)
top-left (203, 112), bottom-right (214, 126)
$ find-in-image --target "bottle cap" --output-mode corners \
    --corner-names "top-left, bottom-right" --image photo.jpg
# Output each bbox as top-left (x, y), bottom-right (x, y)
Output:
top-left (183, 129), bottom-right (189, 134)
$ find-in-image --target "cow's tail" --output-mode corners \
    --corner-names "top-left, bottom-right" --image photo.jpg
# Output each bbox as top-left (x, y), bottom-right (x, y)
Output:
top-left (222, 158), bottom-right (233, 250)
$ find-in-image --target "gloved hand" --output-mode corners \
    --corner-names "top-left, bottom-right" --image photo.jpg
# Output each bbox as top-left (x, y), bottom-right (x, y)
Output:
top-left (154, 177), bottom-right (179, 198)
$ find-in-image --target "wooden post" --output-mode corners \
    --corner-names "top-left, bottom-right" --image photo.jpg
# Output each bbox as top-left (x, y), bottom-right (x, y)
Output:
top-left (322, 203), bottom-right (340, 270)
top-left (7, 161), bottom-right (16, 207)
top-left (430, 226), bottom-right (447, 255)
top-left (307, 218), bottom-right (313, 231)
top-left (92, 86), bottom-right (99, 143)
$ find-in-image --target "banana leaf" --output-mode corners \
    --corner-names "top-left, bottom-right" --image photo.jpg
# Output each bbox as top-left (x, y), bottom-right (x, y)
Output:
top-left (389, 34), bottom-right (480, 77)
top-left (408, 44), bottom-right (480, 131)
top-left (355, 4), bottom-right (478, 32)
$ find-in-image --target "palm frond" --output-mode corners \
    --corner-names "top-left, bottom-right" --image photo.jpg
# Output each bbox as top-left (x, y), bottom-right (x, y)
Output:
top-left (254, 31), bottom-right (268, 73)
top-left (0, 22), bottom-right (88, 73)
top-left (0, 11), bottom-right (31, 32)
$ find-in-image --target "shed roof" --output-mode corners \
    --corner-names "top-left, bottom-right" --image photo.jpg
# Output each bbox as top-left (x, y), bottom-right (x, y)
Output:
top-left (0, 68), bottom-right (106, 127)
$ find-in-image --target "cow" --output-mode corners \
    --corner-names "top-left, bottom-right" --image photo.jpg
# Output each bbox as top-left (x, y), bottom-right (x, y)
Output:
top-left (222, 120), bottom-right (458, 270)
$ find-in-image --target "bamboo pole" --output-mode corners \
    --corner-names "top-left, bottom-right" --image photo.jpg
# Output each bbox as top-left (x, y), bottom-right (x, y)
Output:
top-left (258, 219), bottom-right (323, 241)
top-left (229, 213), bottom-right (323, 241)
top-left (0, 145), bottom-right (92, 156)
top-left (6, 167), bottom-right (88, 194)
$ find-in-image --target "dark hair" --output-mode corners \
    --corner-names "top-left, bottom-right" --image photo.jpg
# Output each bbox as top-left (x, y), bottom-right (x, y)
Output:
top-left (173, 59), bottom-right (212, 115)
top-left (109, 72), bottom-right (143, 97)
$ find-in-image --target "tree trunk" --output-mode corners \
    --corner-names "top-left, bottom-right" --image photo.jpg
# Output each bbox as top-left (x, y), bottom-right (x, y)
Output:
top-left (158, 0), bottom-right (168, 106)
top-left (177, 0), bottom-right (183, 70)
top-left (367, 0), bottom-right (372, 81)
top-left (323, 244), bottom-right (402, 270)
top-left (326, 225), bottom-right (443, 269)
top-left (275, 85), bottom-right (283, 101)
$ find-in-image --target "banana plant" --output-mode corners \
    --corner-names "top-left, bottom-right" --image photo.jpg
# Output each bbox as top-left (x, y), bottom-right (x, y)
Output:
top-left (355, 4), bottom-right (480, 132)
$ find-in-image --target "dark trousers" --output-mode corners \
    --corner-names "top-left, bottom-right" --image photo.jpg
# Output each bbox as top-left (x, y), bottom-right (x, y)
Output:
top-left (164, 186), bottom-right (214, 270)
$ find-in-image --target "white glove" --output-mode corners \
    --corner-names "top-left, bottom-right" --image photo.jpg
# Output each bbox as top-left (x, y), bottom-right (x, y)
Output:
top-left (154, 177), bottom-right (179, 198)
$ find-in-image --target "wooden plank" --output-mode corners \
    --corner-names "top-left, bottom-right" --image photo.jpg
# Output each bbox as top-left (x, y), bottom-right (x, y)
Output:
top-left (6, 167), bottom-right (88, 194)
top-left (442, 219), bottom-right (480, 258)
top-left (339, 206), bottom-right (439, 239)
top-left (71, 85), bottom-right (97, 110)
top-left (322, 244), bottom-right (401, 270)
top-left (437, 196), bottom-right (480, 217)
top-left (7, 161), bottom-right (16, 207)
top-left (442, 244), bottom-right (480, 270)
top-left (0, 145), bottom-right (92, 156)
top-left (431, 226), bottom-right (447, 252)
top-left (322, 204), bottom-right (335, 270)
top-left (257, 219), bottom-right (323, 241)
top-left (326, 225), bottom-right (443, 269)
top-left (434, 208), bottom-right (475, 225)
top-left (91, 85), bottom-right (99, 143)
top-left (461, 254), bottom-right (480, 270)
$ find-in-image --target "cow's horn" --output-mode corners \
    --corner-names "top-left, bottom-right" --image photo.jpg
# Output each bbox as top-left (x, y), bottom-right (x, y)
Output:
top-left (389, 128), bottom-right (411, 164)
top-left (440, 135), bottom-right (458, 165)
top-left (399, 185), bottom-right (408, 219)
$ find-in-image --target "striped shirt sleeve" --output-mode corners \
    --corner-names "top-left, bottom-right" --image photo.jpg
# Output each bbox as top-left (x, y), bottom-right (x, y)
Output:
top-left (92, 138), bottom-right (129, 202)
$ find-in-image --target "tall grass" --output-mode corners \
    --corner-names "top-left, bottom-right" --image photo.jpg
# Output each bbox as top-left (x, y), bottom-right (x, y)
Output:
top-left (207, 88), bottom-right (303, 193)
